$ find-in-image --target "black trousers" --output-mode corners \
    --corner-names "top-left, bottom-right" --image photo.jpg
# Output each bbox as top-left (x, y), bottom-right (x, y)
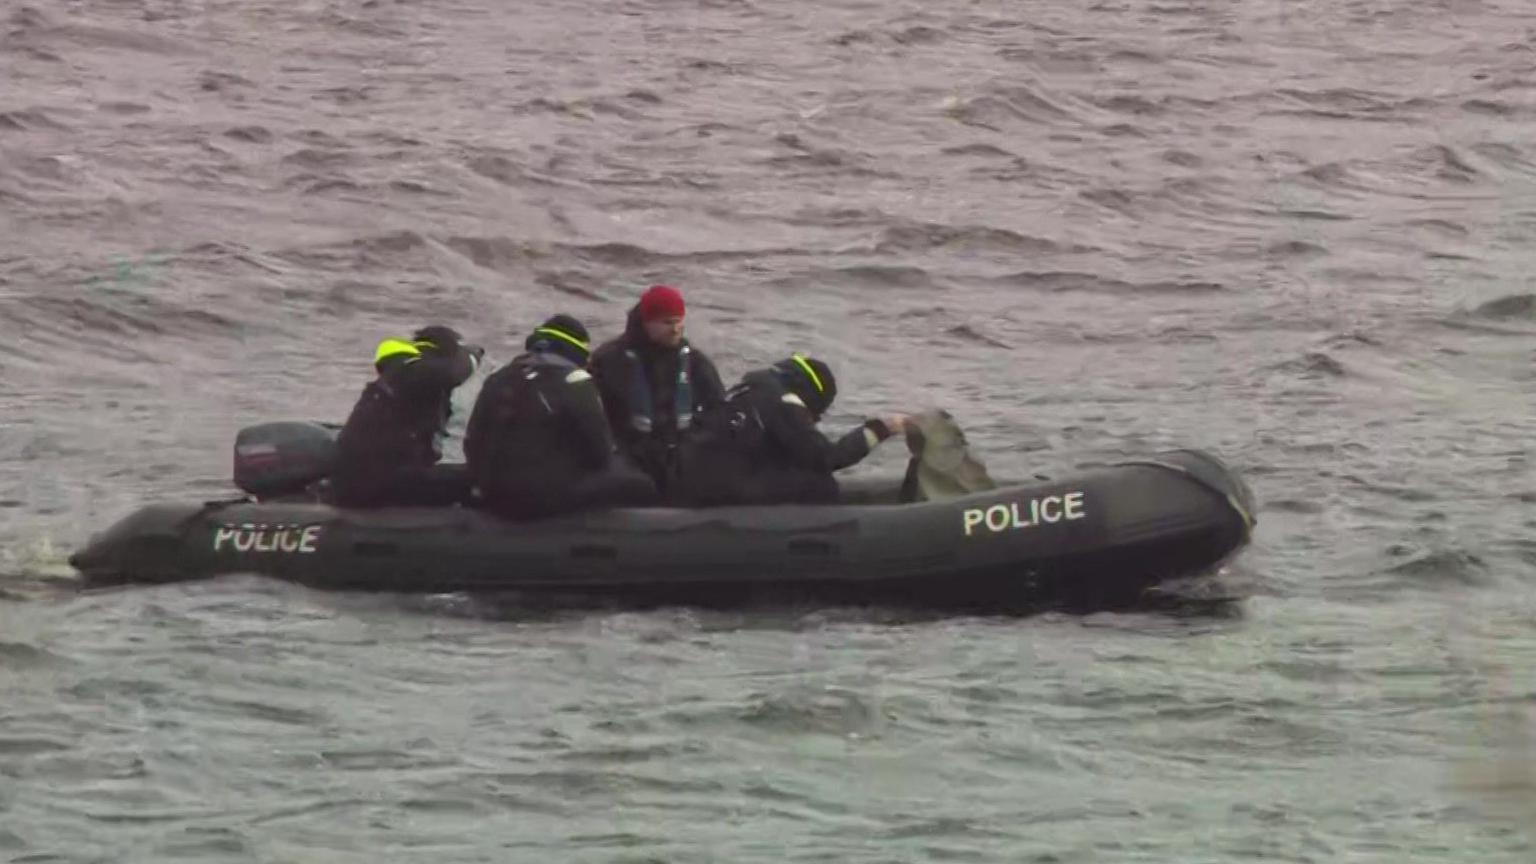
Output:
top-left (625, 438), bottom-right (680, 494)
top-left (738, 468), bottom-right (839, 506)
top-left (480, 467), bottom-right (661, 521)
top-left (330, 464), bottom-right (472, 508)
top-left (669, 460), bottom-right (838, 507)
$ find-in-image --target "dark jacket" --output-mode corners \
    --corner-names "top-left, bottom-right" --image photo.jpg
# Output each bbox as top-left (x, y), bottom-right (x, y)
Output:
top-left (332, 342), bottom-right (477, 500)
top-left (589, 304), bottom-right (726, 480)
top-left (463, 350), bottom-right (618, 504)
top-left (672, 370), bottom-right (894, 506)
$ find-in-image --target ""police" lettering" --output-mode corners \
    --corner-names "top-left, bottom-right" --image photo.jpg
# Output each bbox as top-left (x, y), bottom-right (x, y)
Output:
top-left (212, 523), bottom-right (322, 554)
top-left (962, 492), bottom-right (1086, 537)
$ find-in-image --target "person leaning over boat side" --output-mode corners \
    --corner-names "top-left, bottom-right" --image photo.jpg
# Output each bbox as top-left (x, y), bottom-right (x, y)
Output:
top-left (589, 284), bottom-right (726, 492)
top-left (464, 314), bottom-right (660, 520)
top-left (331, 324), bottom-right (483, 508)
top-left (668, 353), bottom-right (910, 507)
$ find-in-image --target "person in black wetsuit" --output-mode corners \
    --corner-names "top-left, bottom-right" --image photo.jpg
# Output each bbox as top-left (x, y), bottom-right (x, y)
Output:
top-left (464, 315), bottom-right (660, 520)
top-left (670, 354), bottom-right (910, 506)
top-left (589, 284), bottom-right (726, 492)
top-left (330, 325), bottom-right (483, 508)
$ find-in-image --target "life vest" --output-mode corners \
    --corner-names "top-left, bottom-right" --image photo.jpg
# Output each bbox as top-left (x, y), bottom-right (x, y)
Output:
top-left (624, 344), bottom-right (694, 435)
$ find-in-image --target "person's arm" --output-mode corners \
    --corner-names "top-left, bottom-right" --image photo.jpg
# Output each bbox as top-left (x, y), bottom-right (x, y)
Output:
top-left (559, 369), bottom-right (619, 469)
top-left (763, 392), bottom-right (898, 473)
top-left (390, 341), bottom-right (479, 398)
top-left (588, 345), bottom-right (637, 447)
top-left (462, 371), bottom-right (504, 472)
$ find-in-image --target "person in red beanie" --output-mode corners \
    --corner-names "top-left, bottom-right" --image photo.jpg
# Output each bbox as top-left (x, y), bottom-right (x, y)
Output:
top-left (589, 284), bottom-right (727, 489)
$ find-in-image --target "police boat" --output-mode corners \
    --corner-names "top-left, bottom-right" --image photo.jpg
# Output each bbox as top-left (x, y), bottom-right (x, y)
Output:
top-left (67, 412), bottom-right (1257, 612)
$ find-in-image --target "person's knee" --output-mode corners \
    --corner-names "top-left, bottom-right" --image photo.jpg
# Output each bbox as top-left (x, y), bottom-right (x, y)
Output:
top-left (613, 474), bottom-right (661, 507)
top-left (581, 470), bottom-right (660, 510)
top-left (664, 471), bottom-right (734, 507)
top-left (804, 473), bottom-right (838, 504)
top-left (383, 465), bottom-right (471, 507)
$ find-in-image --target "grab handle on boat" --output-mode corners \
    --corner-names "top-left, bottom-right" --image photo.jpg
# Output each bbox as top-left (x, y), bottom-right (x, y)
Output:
top-left (569, 544), bottom-right (617, 560)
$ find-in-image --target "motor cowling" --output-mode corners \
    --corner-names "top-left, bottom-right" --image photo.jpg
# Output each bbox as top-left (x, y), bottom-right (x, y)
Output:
top-left (233, 420), bottom-right (339, 499)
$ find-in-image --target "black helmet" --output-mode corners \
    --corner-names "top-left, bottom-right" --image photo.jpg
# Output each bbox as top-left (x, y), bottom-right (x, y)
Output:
top-left (525, 314), bottom-right (591, 366)
top-left (373, 324), bottom-right (472, 371)
top-left (773, 353), bottom-right (837, 417)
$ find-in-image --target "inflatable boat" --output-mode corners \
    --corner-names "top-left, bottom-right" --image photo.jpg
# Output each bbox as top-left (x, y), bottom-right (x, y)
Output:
top-left (67, 413), bottom-right (1257, 612)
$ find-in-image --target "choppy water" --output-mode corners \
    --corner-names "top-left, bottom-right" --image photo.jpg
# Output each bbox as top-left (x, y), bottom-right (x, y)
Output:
top-left (5, 0), bottom-right (1536, 859)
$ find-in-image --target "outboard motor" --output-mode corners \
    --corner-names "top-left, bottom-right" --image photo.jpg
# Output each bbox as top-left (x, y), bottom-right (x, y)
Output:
top-left (233, 420), bottom-right (339, 500)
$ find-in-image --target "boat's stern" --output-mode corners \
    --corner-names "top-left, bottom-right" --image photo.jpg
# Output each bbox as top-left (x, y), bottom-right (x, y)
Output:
top-left (68, 503), bottom-right (210, 585)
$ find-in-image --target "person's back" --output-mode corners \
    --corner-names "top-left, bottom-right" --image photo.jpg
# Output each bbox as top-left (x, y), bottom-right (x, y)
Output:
top-left (465, 315), bottom-right (659, 520)
top-left (331, 324), bottom-right (481, 508)
top-left (589, 285), bottom-right (726, 490)
top-left (672, 354), bottom-right (908, 507)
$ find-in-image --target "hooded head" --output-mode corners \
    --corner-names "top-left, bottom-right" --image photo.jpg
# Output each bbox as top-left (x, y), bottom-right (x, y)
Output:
top-left (525, 314), bottom-right (591, 367)
top-left (373, 324), bottom-right (466, 371)
top-left (772, 353), bottom-right (837, 418)
top-left (412, 324), bottom-right (465, 353)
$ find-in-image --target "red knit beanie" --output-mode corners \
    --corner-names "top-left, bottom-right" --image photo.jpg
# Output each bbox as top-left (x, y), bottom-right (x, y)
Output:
top-left (638, 284), bottom-right (686, 321)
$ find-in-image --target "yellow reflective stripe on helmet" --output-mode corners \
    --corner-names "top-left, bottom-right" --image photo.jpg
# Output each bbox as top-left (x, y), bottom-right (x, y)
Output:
top-left (375, 338), bottom-right (422, 363)
top-left (535, 327), bottom-right (590, 353)
top-left (791, 354), bottom-right (825, 394)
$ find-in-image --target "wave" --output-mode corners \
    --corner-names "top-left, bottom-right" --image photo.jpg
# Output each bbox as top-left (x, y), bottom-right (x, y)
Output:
top-left (992, 270), bottom-right (1225, 294)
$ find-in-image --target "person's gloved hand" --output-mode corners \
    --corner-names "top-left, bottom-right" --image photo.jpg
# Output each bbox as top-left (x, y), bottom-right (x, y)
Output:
top-left (863, 414), bottom-right (912, 447)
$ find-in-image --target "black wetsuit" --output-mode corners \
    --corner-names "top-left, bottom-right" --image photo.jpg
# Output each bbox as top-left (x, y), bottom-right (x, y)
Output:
top-left (589, 305), bottom-right (726, 490)
top-left (330, 343), bottom-right (476, 508)
top-left (670, 370), bottom-right (895, 506)
top-left (464, 350), bottom-right (659, 520)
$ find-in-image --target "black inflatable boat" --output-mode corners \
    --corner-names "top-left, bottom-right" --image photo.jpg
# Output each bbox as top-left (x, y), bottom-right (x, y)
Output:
top-left (68, 416), bottom-right (1257, 612)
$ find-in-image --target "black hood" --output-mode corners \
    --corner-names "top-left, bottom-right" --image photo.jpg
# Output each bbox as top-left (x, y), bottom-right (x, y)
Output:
top-left (526, 314), bottom-right (591, 367)
top-left (623, 303), bottom-right (646, 340)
